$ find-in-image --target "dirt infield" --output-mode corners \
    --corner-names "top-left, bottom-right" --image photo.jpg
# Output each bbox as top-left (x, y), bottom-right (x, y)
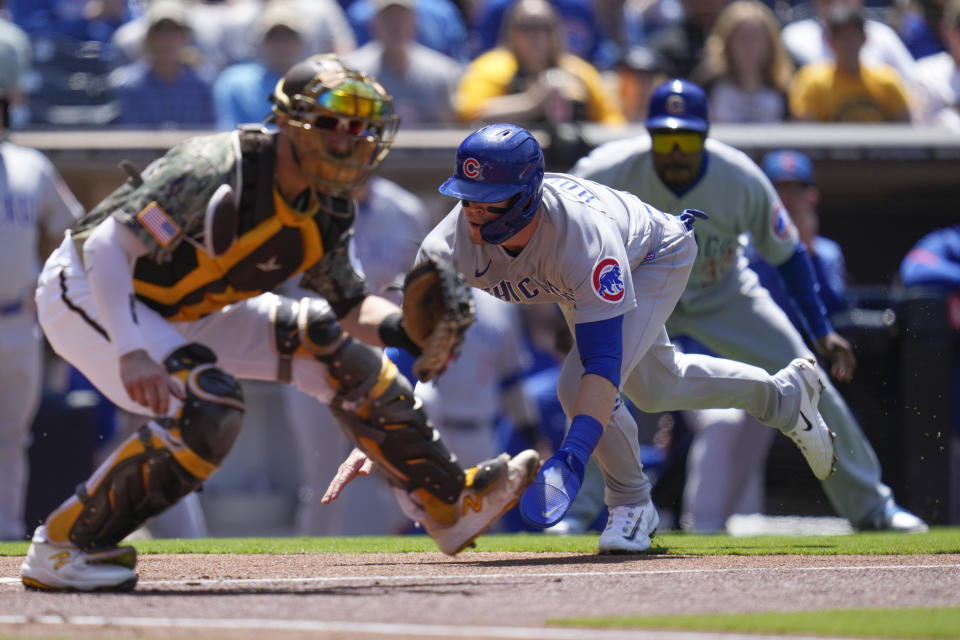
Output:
top-left (2, 552), bottom-right (960, 639)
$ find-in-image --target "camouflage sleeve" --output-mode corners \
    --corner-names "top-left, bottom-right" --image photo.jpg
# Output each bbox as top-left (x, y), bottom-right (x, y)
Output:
top-left (105, 133), bottom-right (238, 260)
top-left (299, 227), bottom-right (369, 310)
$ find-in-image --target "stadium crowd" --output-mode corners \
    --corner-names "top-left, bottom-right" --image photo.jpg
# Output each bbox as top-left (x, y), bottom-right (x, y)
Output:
top-left (2, 0), bottom-right (957, 545)
top-left (0, 0), bottom-right (958, 130)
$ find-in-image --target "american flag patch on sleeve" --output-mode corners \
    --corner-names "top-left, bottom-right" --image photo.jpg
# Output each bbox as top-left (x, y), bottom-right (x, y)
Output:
top-left (136, 201), bottom-right (180, 247)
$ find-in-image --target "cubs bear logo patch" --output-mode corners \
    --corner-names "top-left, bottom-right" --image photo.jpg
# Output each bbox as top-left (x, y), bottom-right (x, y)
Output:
top-left (771, 203), bottom-right (793, 240)
top-left (592, 257), bottom-right (625, 303)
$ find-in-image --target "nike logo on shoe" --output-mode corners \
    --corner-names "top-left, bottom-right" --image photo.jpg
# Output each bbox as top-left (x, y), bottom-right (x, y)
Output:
top-left (800, 412), bottom-right (814, 431)
top-left (543, 503), bottom-right (563, 518)
top-left (475, 260), bottom-right (492, 277)
top-left (625, 515), bottom-right (643, 541)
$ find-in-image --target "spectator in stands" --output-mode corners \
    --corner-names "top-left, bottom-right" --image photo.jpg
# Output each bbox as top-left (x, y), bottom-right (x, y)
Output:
top-left (212, 1), bottom-right (308, 129)
top-left (113, 1), bottom-right (237, 74)
top-left (221, 0), bottom-right (356, 65)
top-left (781, 0), bottom-right (917, 87)
top-left (472, 0), bottom-right (614, 67)
top-left (607, 45), bottom-right (668, 122)
top-left (642, 0), bottom-right (729, 80)
top-left (789, 3), bottom-right (912, 122)
top-left (592, 0), bottom-right (633, 70)
top-left (17, 0), bottom-right (129, 127)
top-left (346, 0), bottom-right (462, 126)
top-left (453, 0), bottom-right (625, 125)
top-left (691, 0), bottom-right (794, 123)
top-left (915, 0), bottom-right (960, 130)
top-left (897, 0), bottom-right (947, 59)
top-left (623, 0), bottom-right (685, 57)
top-left (349, 0), bottom-right (469, 62)
top-left (110, 1), bottom-right (215, 128)
top-left (9, 0), bottom-right (133, 41)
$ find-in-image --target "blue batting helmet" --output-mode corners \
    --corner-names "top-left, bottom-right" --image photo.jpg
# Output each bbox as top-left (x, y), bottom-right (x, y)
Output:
top-left (762, 150), bottom-right (815, 185)
top-left (439, 123), bottom-right (545, 244)
top-left (645, 79), bottom-right (709, 133)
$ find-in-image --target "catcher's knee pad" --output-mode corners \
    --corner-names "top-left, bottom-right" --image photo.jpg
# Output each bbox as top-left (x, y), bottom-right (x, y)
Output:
top-left (49, 344), bottom-right (244, 550)
top-left (323, 337), bottom-right (465, 504)
top-left (164, 343), bottom-right (245, 465)
top-left (271, 296), bottom-right (343, 382)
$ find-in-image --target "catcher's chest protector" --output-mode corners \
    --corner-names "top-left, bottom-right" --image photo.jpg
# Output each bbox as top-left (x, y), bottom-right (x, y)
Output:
top-left (131, 129), bottom-right (333, 321)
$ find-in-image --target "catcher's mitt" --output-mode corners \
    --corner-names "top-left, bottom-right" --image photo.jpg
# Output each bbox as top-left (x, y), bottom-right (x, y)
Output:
top-left (402, 257), bottom-right (475, 382)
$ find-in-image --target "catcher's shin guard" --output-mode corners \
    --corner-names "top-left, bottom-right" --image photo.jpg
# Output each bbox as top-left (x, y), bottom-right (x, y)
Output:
top-left (45, 344), bottom-right (244, 550)
top-left (287, 297), bottom-right (466, 509)
top-left (324, 342), bottom-right (465, 507)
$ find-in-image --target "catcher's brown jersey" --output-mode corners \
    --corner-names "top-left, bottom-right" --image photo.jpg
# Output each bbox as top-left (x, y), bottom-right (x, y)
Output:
top-left (71, 127), bottom-right (367, 321)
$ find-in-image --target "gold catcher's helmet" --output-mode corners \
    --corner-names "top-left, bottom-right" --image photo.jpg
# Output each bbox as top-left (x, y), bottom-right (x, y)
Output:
top-left (271, 54), bottom-right (399, 197)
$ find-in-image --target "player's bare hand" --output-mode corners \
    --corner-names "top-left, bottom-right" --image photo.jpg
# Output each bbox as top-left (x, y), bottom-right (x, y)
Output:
top-left (321, 447), bottom-right (377, 504)
top-left (119, 349), bottom-right (172, 415)
top-left (813, 332), bottom-right (856, 382)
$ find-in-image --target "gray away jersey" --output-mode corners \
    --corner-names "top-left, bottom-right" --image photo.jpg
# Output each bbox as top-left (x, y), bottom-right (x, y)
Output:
top-left (571, 137), bottom-right (799, 304)
top-left (418, 173), bottom-right (677, 324)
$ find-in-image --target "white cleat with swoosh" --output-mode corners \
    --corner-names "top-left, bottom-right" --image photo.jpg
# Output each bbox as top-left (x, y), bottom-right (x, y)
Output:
top-left (778, 358), bottom-right (838, 480)
top-left (598, 502), bottom-right (660, 554)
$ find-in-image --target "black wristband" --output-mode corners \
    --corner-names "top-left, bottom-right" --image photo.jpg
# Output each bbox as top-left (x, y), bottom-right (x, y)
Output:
top-left (378, 313), bottom-right (422, 357)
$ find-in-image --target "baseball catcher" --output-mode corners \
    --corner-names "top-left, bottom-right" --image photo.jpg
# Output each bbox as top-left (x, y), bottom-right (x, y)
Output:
top-left (21, 55), bottom-right (538, 592)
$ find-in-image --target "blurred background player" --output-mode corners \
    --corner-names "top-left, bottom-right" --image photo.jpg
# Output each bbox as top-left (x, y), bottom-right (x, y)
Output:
top-left (679, 149), bottom-right (853, 533)
top-left (0, 54), bottom-right (85, 540)
top-left (571, 78), bottom-right (927, 533)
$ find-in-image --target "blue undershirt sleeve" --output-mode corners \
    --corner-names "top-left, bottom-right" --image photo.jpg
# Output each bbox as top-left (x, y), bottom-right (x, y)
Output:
top-left (775, 244), bottom-right (833, 339)
top-left (574, 315), bottom-right (623, 388)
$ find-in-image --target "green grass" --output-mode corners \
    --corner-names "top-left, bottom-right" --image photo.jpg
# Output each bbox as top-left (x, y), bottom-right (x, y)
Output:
top-left (2, 527), bottom-right (959, 557)
top-left (550, 607), bottom-right (960, 639)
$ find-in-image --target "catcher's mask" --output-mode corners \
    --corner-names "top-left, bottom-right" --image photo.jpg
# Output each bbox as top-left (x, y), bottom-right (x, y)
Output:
top-left (271, 54), bottom-right (399, 197)
top-left (438, 123), bottom-right (544, 244)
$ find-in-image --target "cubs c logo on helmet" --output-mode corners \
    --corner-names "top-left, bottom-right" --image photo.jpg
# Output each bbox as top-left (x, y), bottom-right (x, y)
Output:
top-left (462, 157), bottom-right (481, 179)
top-left (666, 94), bottom-right (686, 116)
top-left (592, 257), bottom-right (625, 303)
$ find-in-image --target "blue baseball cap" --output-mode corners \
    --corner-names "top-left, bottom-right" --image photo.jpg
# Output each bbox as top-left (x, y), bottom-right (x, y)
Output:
top-left (645, 79), bottom-right (709, 133)
top-left (762, 150), bottom-right (814, 185)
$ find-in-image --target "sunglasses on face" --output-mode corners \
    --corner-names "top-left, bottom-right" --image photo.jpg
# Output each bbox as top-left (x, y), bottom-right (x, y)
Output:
top-left (650, 131), bottom-right (704, 154)
top-left (461, 198), bottom-right (516, 214)
top-left (312, 115), bottom-right (372, 136)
